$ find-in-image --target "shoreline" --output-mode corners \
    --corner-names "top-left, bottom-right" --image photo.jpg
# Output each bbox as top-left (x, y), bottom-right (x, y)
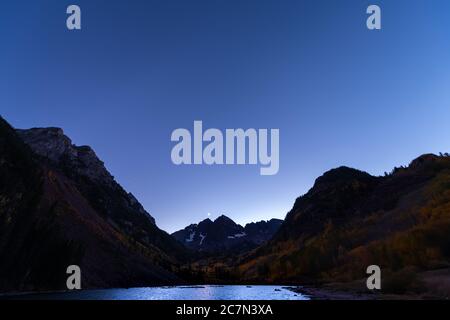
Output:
top-left (286, 285), bottom-right (379, 300)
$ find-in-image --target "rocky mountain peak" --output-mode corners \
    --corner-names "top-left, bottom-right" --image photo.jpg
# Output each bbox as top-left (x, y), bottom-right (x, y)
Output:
top-left (15, 126), bottom-right (155, 225)
top-left (198, 218), bottom-right (213, 227)
top-left (172, 216), bottom-right (283, 254)
top-left (214, 215), bottom-right (236, 226)
top-left (16, 127), bottom-right (72, 162)
top-left (16, 127), bottom-right (114, 187)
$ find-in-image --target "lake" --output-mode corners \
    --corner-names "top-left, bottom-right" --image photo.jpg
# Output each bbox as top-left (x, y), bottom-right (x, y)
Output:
top-left (11, 285), bottom-right (309, 300)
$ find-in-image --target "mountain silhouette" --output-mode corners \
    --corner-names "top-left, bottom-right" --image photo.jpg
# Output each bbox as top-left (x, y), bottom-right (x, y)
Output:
top-left (172, 215), bottom-right (282, 254)
top-left (0, 116), bottom-right (188, 292)
top-left (237, 153), bottom-right (450, 295)
top-left (2, 114), bottom-right (450, 297)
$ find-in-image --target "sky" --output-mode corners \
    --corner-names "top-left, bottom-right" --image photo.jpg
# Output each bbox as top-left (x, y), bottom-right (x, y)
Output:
top-left (1, 0), bottom-right (450, 233)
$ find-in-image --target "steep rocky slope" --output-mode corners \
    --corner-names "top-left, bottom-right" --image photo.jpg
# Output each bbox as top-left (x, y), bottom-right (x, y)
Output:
top-left (0, 116), bottom-right (187, 293)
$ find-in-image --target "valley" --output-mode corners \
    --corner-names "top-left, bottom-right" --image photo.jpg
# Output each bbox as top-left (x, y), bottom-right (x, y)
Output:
top-left (1, 115), bottom-right (450, 299)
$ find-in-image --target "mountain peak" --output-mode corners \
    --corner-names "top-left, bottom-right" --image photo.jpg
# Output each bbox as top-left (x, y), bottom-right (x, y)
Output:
top-left (16, 127), bottom-right (72, 163)
top-left (309, 166), bottom-right (376, 195)
top-left (17, 127), bottom-right (114, 186)
top-left (215, 214), bottom-right (234, 223)
top-left (16, 126), bottom-right (156, 225)
top-left (409, 153), bottom-right (440, 169)
top-left (316, 166), bottom-right (373, 184)
top-left (172, 216), bottom-right (283, 253)
top-left (198, 218), bottom-right (213, 228)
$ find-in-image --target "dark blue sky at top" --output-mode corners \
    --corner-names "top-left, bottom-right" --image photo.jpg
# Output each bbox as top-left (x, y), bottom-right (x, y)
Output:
top-left (1, 1), bottom-right (450, 232)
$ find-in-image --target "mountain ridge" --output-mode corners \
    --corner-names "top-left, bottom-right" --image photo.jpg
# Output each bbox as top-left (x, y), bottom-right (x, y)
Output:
top-left (172, 215), bottom-right (283, 254)
top-left (0, 116), bottom-right (188, 292)
top-left (2, 115), bottom-right (450, 297)
top-left (236, 153), bottom-right (450, 294)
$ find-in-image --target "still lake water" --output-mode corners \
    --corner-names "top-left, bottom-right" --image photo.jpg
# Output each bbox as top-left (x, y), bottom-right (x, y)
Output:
top-left (15, 285), bottom-right (309, 300)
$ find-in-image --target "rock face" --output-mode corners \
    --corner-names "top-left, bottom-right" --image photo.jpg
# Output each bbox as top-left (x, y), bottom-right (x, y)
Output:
top-left (172, 215), bottom-right (283, 254)
top-left (0, 117), bottom-right (187, 293)
top-left (16, 127), bottom-right (156, 226)
top-left (16, 128), bottom-right (117, 188)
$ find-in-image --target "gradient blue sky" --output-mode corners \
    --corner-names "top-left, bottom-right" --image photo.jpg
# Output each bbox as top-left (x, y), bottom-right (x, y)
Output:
top-left (1, 1), bottom-right (450, 233)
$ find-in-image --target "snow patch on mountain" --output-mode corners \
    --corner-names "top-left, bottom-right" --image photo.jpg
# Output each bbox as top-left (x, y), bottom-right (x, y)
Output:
top-left (199, 233), bottom-right (206, 245)
top-left (185, 231), bottom-right (196, 242)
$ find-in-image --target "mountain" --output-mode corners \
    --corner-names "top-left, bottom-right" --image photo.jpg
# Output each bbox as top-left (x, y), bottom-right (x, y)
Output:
top-left (3, 113), bottom-right (449, 297)
top-left (172, 215), bottom-right (283, 254)
top-left (238, 154), bottom-right (450, 294)
top-left (0, 116), bottom-right (188, 293)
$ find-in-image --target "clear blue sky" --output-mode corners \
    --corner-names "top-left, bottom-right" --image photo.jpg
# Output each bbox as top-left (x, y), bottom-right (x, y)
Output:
top-left (1, 1), bottom-right (450, 233)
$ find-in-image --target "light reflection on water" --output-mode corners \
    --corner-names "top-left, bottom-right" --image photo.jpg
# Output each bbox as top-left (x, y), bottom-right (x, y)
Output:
top-left (19, 285), bottom-right (308, 300)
